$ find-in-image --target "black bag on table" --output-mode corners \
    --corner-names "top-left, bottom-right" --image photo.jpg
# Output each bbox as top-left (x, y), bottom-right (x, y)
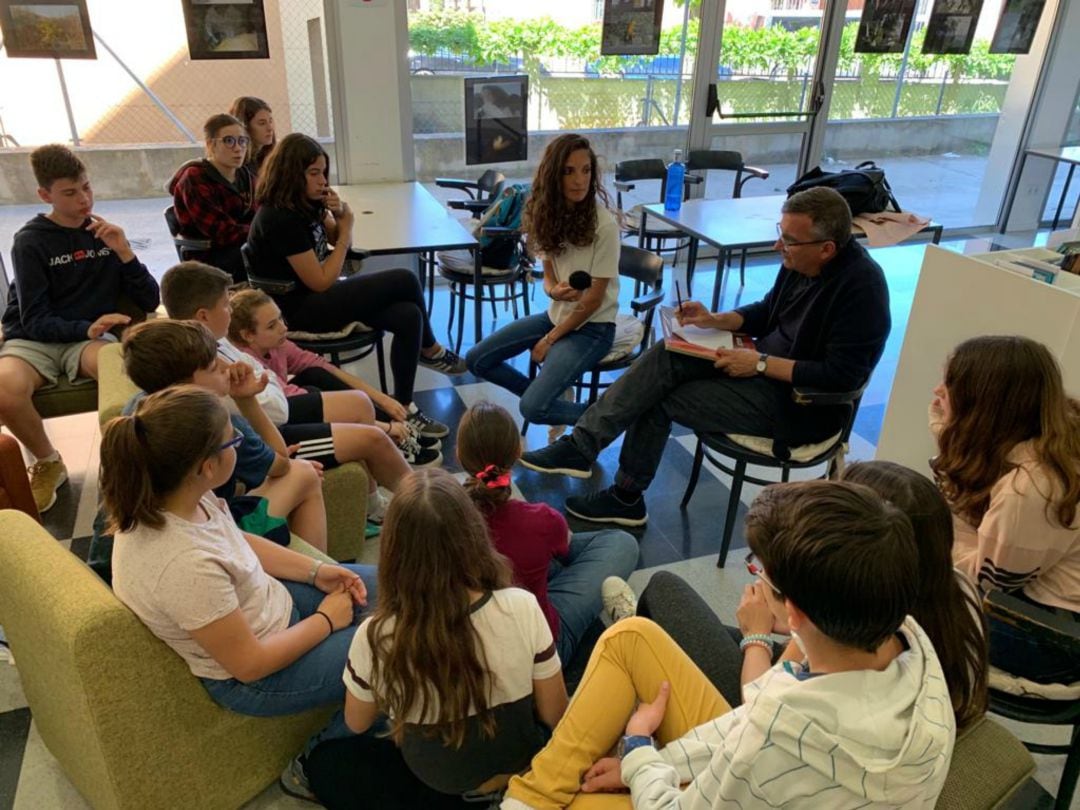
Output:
top-left (786, 160), bottom-right (900, 216)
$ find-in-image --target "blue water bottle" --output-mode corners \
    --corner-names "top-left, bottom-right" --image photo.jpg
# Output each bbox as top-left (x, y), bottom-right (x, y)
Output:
top-left (664, 148), bottom-right (686, 212)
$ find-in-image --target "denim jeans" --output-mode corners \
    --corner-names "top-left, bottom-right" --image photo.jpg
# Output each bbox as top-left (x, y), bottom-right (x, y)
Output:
top-left (570, 341), bottom-right (798, 492)
top-left (989, 608), bottom-right (1080, 684)
top-left (200, 563), bottom-right (378, 753)
top-left (466, 313), bottom-right (615, 426)
top-left (547, 530), bottom-right (639, 665)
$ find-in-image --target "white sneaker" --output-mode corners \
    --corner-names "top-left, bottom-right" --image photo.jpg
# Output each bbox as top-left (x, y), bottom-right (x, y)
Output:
top-left (602, 576), bottom-right (638, 624)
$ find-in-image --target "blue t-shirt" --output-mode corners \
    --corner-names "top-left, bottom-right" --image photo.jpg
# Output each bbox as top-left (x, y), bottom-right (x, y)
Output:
top-left (121, 392), bottom-right (275, 499)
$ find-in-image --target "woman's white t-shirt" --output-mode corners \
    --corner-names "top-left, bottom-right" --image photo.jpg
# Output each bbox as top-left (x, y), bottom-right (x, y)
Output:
top-left (344, 587), bottom-right (561, 723)
top-left (545, 204), bottom-right (621, 327)
top-left (112, 495), bottom-right (293, 680)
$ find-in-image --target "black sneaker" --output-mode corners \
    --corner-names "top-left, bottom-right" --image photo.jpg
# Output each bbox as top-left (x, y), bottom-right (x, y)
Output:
top-left (519, 437), bottom-right (592, 479)
top-left (417, 433), bottom-right (442, 449)
top-left (565, 487), bottom-right (648, 527)
top-left (407, 405), bottom-right (449, 439)
top-left (419, 347), bottom-right (467, 375)
top-left (398, 432), bottom-right (444, 468)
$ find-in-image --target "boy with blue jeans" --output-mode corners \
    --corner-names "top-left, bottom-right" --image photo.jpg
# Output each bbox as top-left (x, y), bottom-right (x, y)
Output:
top-left (0, 145), bottom-right (159, 512)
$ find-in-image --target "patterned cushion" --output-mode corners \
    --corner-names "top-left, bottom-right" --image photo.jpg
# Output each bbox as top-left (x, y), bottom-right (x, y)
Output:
top-left (600, 315), bottom-right (646, 364)
top-left (437, 248), bottom-right (515, 277)
top-left (724, 432), bottom-right (843, 462)
top-left (287, 321), bottom-right (374, 341)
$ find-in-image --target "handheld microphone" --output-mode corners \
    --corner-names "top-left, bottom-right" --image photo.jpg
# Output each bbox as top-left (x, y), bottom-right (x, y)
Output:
top-left (568, 271), bottom-right (592, 291)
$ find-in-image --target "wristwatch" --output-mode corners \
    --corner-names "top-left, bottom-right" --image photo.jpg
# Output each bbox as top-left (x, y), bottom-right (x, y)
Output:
top-left (756, 353), bottom-right (769, 374)
top-left (618, 734), bottom-right (655, 759)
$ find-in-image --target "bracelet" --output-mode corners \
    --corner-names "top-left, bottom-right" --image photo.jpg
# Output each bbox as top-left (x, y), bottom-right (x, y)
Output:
top-left (381, 421), bottom-right (392, 435)
top-left (739, 634), bottom-right (773, 653)
top-left (307, 560), bottom-right (323, 586)
top-left (315, 610), bottom-right (335, 636)
top-left (543, 333), bottom-right (555, 345)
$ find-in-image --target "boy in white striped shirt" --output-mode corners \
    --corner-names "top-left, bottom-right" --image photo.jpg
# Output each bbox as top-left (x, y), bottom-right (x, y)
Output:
top-left (502, 480), bottom-right (956, 809)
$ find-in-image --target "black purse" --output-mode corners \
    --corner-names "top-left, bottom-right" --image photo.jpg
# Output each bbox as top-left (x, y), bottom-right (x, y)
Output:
top-left (786, 161), bottom-right (901, 216)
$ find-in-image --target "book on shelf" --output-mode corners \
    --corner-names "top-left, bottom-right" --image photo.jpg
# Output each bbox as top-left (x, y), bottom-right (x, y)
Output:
top-left (658, 306), bottom-right (755, 360)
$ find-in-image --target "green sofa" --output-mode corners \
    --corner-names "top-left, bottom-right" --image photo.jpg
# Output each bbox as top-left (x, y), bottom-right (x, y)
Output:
top-left (0, 509), bottom-right (336, 810)
top-left (96, 342), bottom-right (368, 561)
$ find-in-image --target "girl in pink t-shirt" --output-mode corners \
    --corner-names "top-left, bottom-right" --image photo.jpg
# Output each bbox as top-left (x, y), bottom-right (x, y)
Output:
top-left (227, 288), bottom-right (441, 469)
top-left (931, 335), bottom-right (1080, 683)
top-left (457, 401), bottom-right (638, 665)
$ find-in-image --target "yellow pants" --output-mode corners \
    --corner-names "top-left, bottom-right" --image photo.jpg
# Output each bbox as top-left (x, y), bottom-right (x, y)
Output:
top-left (506, 616), bottom-right (732, 809)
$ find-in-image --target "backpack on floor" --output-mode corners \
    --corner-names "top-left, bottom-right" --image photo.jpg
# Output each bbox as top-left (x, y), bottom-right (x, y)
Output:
top-left (786, 161), bottom-right (901, 216)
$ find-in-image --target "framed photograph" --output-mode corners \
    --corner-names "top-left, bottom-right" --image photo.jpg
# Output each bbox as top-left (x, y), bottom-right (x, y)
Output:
top-left (180, 0), bottom-right (269, 60)
top-left (922, 0), bottom-right (984, 54)
top-left (0, 0), bottom-right (96, 59)
top-left (989, 0), bottom-right (1046, 53)
top-left (464, 76), bottom-right (528, 166)
top-left (601, 0), bottom-right (664, 56)
top-left (855, 0), bottom-right (918, 53)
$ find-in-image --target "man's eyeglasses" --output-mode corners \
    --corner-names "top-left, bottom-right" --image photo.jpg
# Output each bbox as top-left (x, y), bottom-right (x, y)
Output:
top-left (744, 551), bottom-right (782, 596)
top-left (775, 223), bottom-right (831, 250)
top-left (218, 428), bottom-right (244, 453)
top-left (216, 135), bottom-right (251, 149)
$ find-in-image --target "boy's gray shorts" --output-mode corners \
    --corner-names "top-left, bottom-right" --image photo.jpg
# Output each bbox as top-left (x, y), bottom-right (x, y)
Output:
top-left (0, 337), bottom-right (104, 387)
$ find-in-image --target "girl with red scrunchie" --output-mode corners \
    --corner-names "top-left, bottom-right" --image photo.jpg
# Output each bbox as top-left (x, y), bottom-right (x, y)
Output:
top-left (457, 401), bottom-right (639, 666)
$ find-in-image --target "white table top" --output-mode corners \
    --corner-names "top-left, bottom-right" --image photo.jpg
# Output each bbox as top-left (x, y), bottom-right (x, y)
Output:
top-left (643, 195), bottom-right (787, 249)
top-left (644, 194), bottom-right (941, 250)
top-left (336, 182), bottom-right (477, 255)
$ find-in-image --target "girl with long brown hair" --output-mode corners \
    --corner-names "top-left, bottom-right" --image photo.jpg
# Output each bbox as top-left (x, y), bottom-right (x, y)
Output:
top-left (168, 113), bottom-right (255, 283)
top-left (305, 469), bottom-right (569, 809)
top-left (229, 95), bottom-right (276, 171)
top-left (930, 335), bottom-right (1080, 683)
top-left (466, 133), bottom-right (621, 439)
top-left (457, 401), bottom-right (638, 665)
top-left (247, 133), bottom-right (466, 441)
top-left (100, 385), bottom-right (377, 801)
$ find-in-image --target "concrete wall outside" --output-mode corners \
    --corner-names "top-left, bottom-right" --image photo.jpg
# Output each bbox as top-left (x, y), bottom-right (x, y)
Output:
top-left (0, 115), bottom-right (999, 203)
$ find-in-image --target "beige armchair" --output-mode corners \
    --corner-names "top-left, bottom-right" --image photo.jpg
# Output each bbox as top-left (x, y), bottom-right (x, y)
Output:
top-left (96, 342), bottom-right (368, 560)
top-left (0, 509), bottom-right (336, 810)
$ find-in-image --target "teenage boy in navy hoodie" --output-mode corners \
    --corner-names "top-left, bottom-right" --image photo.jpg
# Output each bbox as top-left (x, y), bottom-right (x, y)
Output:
top-left (0, 145), bottom-right (160, 513)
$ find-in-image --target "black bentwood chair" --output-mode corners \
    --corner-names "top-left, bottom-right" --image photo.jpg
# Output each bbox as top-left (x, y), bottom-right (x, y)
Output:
top-left (681, 382), bottom-right (866, 567)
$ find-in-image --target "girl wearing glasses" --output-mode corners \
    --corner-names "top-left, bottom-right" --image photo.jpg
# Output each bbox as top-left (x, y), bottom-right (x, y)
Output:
top-left (102, 385), bottom-right (378, 795)
top-left (168, 113), bottom-right (256, 284)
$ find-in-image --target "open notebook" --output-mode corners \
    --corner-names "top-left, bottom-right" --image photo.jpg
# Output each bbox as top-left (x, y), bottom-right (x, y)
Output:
top-left (659, 306), bottom-right (754, 359)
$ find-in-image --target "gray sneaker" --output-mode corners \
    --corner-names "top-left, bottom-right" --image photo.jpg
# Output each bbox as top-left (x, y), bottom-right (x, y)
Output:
top-left (602, 576), bottom-right (638, 624)
top-left (419, 347), bottom-right (467, 375)
top-left (406, 404), bottom-right (449, 439)
top-left (279, 754), bottom-right (319, 803)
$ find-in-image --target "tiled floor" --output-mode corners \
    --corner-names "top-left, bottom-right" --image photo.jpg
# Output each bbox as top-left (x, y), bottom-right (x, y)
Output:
top-left (0, 199), bottom-right (1070, 808)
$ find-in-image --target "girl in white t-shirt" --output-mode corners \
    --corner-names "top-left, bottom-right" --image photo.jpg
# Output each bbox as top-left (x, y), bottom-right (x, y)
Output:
top-left (304, 469), bottom-right (569, 809)
top-left (101, 385), bottom-right (377, 800)
top-left (466, 134), bottom-right (621, 438)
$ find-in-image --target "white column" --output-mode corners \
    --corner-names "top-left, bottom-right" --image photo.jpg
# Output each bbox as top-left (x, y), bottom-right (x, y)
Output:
top-left (323, 0), bottom-right (415, 184)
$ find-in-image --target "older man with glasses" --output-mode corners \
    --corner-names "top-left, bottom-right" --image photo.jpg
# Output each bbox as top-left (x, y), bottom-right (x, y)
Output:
top-left (520, 186), bottom-right (891, 528)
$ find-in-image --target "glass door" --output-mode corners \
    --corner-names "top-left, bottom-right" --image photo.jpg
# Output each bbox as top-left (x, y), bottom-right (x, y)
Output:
top-left (689, 0), bottom-right (843, 199)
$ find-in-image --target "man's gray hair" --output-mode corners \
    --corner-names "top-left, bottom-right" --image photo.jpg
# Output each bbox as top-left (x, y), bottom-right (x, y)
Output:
top-left (781, 187), bottom-right (852, 247)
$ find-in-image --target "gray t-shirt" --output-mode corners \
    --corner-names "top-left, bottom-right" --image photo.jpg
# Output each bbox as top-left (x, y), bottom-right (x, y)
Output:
top-left (112, 495), bottom-right (293, 680)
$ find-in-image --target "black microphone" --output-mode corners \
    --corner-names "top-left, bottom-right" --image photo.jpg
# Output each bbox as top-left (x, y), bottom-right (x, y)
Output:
top-left (568, 271), bottom-right (592, 291)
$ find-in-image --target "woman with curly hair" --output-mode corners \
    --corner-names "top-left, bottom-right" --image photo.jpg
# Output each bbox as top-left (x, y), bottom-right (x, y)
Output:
top-left (466, 134), bottom-right (620, 435)
top-left (930, 335), bottom-right (1080, 683)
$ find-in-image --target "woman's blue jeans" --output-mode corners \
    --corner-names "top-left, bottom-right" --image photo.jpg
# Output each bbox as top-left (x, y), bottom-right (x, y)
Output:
top-left (466, 313), bottom-right (615, 426)
top-left (199, 564), bottom-right (378, 754)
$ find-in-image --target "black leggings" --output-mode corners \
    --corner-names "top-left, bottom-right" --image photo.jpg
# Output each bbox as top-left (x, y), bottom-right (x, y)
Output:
top-left (638, 570), bottom-right (752, 708)
top-left (306, 735), bottom-right (470, 810)
top-left (282, 269), bottom-right (436, 405)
